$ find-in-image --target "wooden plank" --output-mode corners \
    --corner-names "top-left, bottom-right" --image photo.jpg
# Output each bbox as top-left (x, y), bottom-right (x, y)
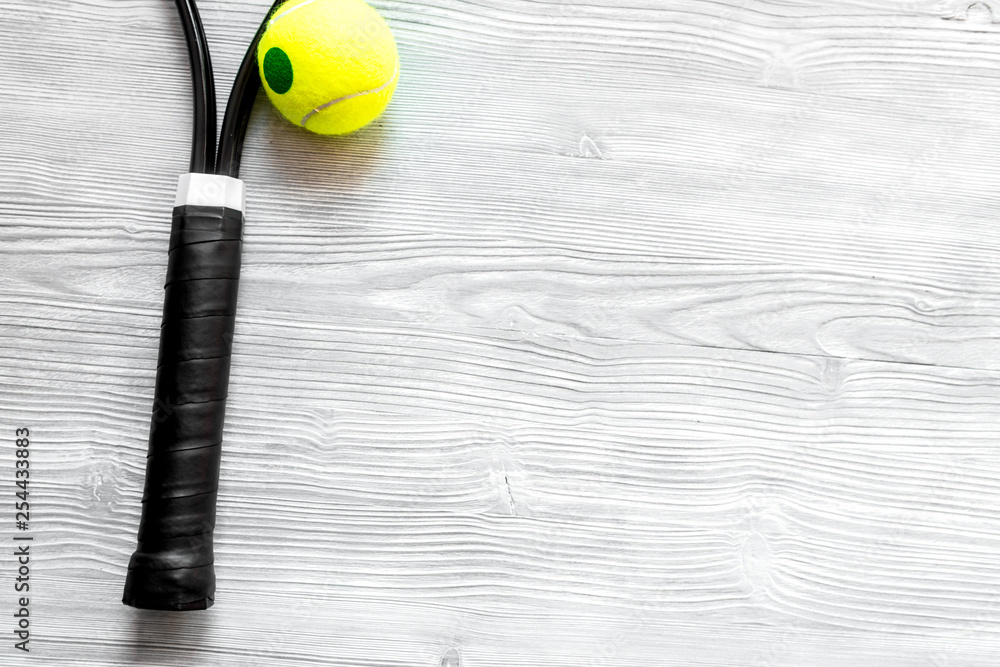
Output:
top-left (5, 1), bottom-right (1000, 369)
top-left (4, 296), bottom-right (1000, 665)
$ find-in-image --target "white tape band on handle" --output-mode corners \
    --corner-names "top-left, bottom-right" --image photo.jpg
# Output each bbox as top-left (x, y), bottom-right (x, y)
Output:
top-left (175, 173), bottom-right (247, 213)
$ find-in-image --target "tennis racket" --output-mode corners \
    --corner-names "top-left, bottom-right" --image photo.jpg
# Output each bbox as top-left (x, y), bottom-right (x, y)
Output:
top-left (122, 0), bottom-right (283, 611)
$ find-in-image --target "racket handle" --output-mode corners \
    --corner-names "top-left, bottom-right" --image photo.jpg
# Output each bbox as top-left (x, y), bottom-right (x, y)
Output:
top-left (123, 174), bottom-right (246, 610)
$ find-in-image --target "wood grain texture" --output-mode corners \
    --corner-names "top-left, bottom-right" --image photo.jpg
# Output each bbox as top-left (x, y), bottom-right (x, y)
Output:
top-left (2, 0), bottom-right (1000, 664)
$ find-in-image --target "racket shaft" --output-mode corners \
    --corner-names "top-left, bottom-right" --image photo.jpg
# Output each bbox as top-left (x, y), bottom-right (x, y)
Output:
top-left (123, 175), bottom-right (245, 610)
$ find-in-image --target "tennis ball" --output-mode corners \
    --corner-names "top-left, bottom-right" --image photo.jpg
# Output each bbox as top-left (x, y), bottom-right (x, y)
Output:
top-left (258, 0), bottom-right (399, 135)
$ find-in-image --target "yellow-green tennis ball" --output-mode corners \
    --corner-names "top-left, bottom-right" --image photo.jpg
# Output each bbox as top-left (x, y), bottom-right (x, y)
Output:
top-left (258, 0), bottom-right (399, 135)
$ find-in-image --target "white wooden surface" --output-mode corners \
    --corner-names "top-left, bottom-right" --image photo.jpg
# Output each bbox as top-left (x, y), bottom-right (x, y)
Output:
top-left (3, 0), bottom-right (1000, 664)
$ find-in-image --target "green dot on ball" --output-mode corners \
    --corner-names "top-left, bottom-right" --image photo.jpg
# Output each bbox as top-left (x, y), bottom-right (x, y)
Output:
top-left (263, 47), bottom-right (293, 94)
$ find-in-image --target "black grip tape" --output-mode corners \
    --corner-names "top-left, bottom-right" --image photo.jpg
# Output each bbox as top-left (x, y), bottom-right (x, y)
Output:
top-left (123, 205), bottom-right (243, 611)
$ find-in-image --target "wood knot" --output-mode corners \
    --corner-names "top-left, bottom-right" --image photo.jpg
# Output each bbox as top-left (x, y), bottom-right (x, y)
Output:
top-left (441, 647), bottom-right (461, 667)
